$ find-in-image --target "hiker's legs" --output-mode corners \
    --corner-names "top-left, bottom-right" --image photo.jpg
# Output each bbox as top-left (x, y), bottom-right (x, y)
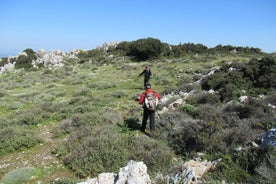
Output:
top-left (141, 109), bottom-right (149, 131)
top-left (144, 79), bottom-right (147, 89)
top-left (149, 110), bottom-right (155, 132)
top-left (144, 78), bottom-right (150, 88)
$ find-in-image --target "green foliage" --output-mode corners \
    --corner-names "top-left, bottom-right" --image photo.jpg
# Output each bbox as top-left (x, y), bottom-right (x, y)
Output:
top-left (0, 90), bottom-right (6, 97)
top-left (55, 122), bottom-right (175, 178)
top-left (210, 44), bottom-right (262, 54)
top-left (129, 136), bottom-right (175, 175)
top-left (127, 38), bottom-right (164, 61)
top-left (76, 49), bottom-right (107, 63)
top-left (0, 127), bottom-right (42, 155)
top-left (0, 43), bottom-right (274, 183)
top-left (180, 104), bottom-right (196, 117)
top-left (196, 92), bottom-right (220, 105)
top-left (194, 104), bottom-right (224, 125)
top-left (201, 56), bottom-right (276, 102)
top-left (116, 41), bottom-right (131, 55)
top-left (54, 179), bottom-right (77, 184)
top-left (55, 124), bottom-right (130, 177)
top-left (215, 154), bottom-right (251, 183)
top-left (1, 167), bottom-right (39, 184)
top-left (0, 57), bottom-right (8, 66)
top-left (253, 148), bottom-right (276, 183)
top-left (172, 43), bottom-right (208, 56)
top-left (14, 48), bottom-right (37, 70)
top-left (207, 147), bottom-right (275, 183)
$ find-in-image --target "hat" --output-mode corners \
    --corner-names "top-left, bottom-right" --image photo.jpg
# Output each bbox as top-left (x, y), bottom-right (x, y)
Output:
top-left (146, 83), bottom-right (151, 89)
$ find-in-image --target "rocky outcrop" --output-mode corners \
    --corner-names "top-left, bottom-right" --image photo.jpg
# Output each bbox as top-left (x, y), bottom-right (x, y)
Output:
top-left (32, 49), bottom-right (78, 68)
top-left (77, 158), bottom-right (219, 184)
top-left (0, 49), bottom-right (79, 74)
top-left (262, 128), bottom-right (276, 149)
top-left (77, 160), bottom-right (151, 184)
top-left (0, 61), bottom-right (15, 73)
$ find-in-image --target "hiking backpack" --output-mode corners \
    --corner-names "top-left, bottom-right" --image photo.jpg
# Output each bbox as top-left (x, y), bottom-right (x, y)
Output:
top-left (144, 93), bottom-right (158, 110)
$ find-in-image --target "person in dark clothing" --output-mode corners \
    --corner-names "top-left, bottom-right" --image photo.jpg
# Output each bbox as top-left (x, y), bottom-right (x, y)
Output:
top-left (138, 66), bottom-right (152, 89)
top-left (139, 83), bottom-right (161, 137)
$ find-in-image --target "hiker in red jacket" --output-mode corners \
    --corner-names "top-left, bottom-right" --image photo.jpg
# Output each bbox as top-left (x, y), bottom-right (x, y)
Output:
top-left (139, 83), bottom-right (161, 137)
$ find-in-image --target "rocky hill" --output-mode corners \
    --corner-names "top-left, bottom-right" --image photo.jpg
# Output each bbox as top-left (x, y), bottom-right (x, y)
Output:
top-left (0, 43), bottom-right (275, 183)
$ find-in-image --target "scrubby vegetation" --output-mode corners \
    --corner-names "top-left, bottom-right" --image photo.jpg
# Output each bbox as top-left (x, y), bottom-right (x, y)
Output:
top-left (201, 55), bottom-right (276, 101)
top-left (0, 38), bottom-right (275, 183)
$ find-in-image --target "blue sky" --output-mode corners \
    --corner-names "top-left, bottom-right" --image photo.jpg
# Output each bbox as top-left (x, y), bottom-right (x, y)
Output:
top-left (0, 0), bottom-right (275, 56)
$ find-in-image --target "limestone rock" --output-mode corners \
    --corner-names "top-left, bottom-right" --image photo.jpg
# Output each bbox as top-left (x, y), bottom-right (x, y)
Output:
top-left (78, 160), bottom-right (151, 184)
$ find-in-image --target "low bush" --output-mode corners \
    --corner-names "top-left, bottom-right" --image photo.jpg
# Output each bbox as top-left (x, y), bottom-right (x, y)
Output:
top-left (201, 56), bottom-right (276, 102)
top-left (72, 87), bottom-right (90, 97)
top-left (0, 91), bottom-right (5, 97)
top-left (196, 92), bottom-right (220, 105)
top-left (180, 104), bottom-right (196, 117)
top-left (55, 121), bottom-right (175, 178)
top-left (14, 48), bottom-right (37, 70)
top-left (0, 127), bottom-right (42, 155)
top-left (1, 167), bottom-right (39, 184)
top-left (129, 136), bottom-right (176, 175)
top-left (55, 124), bottom-right (129, 178)
top-left (0, 57), bottom-right (8, 66)
top-left (194, 104), bottom-right (224, 124)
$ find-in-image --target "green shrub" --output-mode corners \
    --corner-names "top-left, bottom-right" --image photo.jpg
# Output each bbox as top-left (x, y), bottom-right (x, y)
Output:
top-left (14, 48), bottom-right (37, 70)
top-left (55, 124), bottom-right (129, 178)
top-left (127, 38), bottom-right (164, 61)
top-left (158, 109), bottom-right (226, 153)
top-left (253, 148), bottom-right (276, 183)
top-left (0, 127), bottom-right (42, 155)
top-left (196, 92), bottom-right (220, 105)
top-left (14, 107), bottom-right (43, 125)
top-left (180, 104), bottom-right (196, 117)
top-left (106, 90), bottom-right (127, 98)
top-left (194, 104), bottom-right (224, 124)
top-left (0, 91), bottom-right (6, 97)
top-left (1, 167), bottom-right (39, 184)
top-left (0, 57), bottom-right (8, 67)
top-left (72, 87), bottom-right (90, 97)
top-left (223, 125), bottom-right (256, 146)
top-left (223, 103), bottom-right (260, 120)
top-left (178, 83), bottom-right (195, 93)
top-left (55, 120), bottom-right (175, 178)
top-left (129, 136), bottom-right (175, 175)
top-left (216, 156), bottom-right (251, 183)
top-left (206, 148), bottom-right (275, 183)
top-left (201, 56), bottom-right (276, 102)
top-left (53, 179), bottom-right (77, 184)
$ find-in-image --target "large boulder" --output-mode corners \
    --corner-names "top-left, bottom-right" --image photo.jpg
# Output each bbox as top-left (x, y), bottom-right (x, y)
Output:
top-left (262, 128), bottom-right (276, 149)
top-left (77, 160), bottom-right (151, 184)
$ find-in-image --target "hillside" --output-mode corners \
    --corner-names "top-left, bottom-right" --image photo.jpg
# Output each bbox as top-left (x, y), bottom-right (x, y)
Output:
top-left (0, 40), bottom-right (275, 183)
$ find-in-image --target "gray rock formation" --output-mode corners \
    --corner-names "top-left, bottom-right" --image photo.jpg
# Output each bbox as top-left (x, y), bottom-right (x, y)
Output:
top-left (77, 160), bottom-right (151, 184)
top-left (78, 158), bottom-right (219, 184)
top-left (262, 128), bottom-right (276, 149)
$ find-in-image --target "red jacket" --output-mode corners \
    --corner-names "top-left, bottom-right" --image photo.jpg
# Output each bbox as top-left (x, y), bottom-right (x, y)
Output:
top-left (139, 89), bottom-right (161, 105)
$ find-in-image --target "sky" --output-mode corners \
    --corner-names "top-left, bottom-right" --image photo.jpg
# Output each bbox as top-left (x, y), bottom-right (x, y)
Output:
top-left (0, 0), bottom-right (276, 57)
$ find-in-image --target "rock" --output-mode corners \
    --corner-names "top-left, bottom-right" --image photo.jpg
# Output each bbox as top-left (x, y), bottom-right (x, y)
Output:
top-left (261, 128), bottom-right (276, 149)
top-left (238, 96), bottom-right (249, 104)
top-left (117, 160), bottom-right (151, 184)
top-left (78, 160), bottom-right (151, 184)
top-left (183, 159), bottom-right (214, 182)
